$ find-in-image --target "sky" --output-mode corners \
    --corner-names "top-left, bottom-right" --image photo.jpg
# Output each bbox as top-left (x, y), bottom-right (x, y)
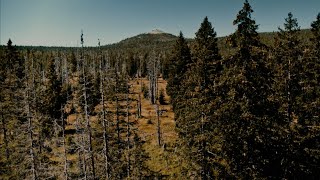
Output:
top-left (1, 0), bottom-right (320, 47)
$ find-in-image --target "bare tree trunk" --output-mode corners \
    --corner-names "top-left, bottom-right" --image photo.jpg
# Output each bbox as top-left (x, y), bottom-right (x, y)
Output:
top-left (200, 112), bottom-right (209, 180)
top-left (1, 114), bottom-right (9, 160)
top-left (26, 92), bottom-right (37, 180)
top-left (61, 105), bottom-right (68, 180)
top-left (115, 59), bottom-right (121, 180)
top-left (81, 42), bottom-right (96, 179)
top-left (26, 56), bottom-right (38, 180)
top-left (287, 58), bottom-right (292, 123)
top-left (137, 96), bottom-right (141, 118)
top-left (100, 55), bottom-right (110, 179)
top-left (76, 116), bottom-right (84, 177)
top-left (137, 57), bottom-right (142, 118)
top-left (148, 52), bottom-right (159, 104)
top-left (126, 80), bottom-right (131, 178)
top-left (149, 78), bottom-right (153, 104)
top-left (81, 133), bottom-right (88, 180)
top-left (62, 53), bottom-right (69, 180)
top-left (115, 66), bottom-right (121, 152)
top-left (156, 105), bottom-right (161, 147)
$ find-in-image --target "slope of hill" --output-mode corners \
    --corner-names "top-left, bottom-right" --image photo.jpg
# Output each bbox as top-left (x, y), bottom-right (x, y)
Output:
top-left (105, 30), bottom-right (178, 51)
top-left (103, 28), bottom-right (312, 58)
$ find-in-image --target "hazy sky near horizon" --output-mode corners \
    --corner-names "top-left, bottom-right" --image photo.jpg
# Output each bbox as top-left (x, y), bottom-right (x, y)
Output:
top-left (1, 0), bottom-right (319, 46)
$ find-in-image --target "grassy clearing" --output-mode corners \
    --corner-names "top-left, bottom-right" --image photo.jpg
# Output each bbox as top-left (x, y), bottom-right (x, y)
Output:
top-left (45, 77), bottom-right (182, 178)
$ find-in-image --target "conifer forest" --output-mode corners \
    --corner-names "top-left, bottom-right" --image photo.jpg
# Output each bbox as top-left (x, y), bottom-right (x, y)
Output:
top-left (1, 1), bottom-right (320, 179)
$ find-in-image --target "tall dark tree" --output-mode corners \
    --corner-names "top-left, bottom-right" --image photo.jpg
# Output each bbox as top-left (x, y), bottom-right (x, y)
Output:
top-left (274, 12), bottom-right (303, 124)
top-left (0, 39), bottom-right (26, 178)
top-left (275, 12), bottom-right (320, 178)
top-left (185, 16), bottom-right (223, 179)
top-left (38, 55), bottom-right (67, 137)
top-left (218, 1), bottom-right (276, 178)
top-left (166, 32), bottom-right (193, 152)
top-left (263, 12), bottom-right (320, 179)
top-left (171, 17), bottom-right (224, 179)
top-left (310, 13), bottom-right (320, 73)
top-left (166, 31), bottom-right (192, 104)
top-left (269, 13), bottom-right (304, 178)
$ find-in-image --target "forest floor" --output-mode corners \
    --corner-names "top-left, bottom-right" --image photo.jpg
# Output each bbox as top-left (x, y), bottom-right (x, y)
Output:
top-left (130, 78), bottom-right (182, 177)
top-left (61, 77), bottom-right (183, 178)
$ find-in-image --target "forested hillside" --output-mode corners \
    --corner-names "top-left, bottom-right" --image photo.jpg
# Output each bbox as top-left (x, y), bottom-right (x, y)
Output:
top-left (1, 0), bottom-right (319, 179)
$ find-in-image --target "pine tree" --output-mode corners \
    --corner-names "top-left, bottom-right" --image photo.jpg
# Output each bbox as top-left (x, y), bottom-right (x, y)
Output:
top-left (278, 12), bottom-right (320, 178)
top-left (188, 16), bottom-right (223, 179)
top-left (311, 13), bottom-right (320, 76)
top-left (299, 12), bottom-right (320, 177)
top-left (270, 13), bottom-right (304, 178)
top-left (172, 17), bottom-right (224, 179)
top-left (0, 39), bottom-right (26, 178)
top-left (166, 31), bottom-right (192, 105)
top-left (218, 1), bottom-right (276, 178)
top-left (274, 12), bottom-right (303, 124)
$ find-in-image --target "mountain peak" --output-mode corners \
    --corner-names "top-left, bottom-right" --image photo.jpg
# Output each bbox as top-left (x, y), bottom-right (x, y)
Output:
top-left (149, 29), bottom-right (166, 34)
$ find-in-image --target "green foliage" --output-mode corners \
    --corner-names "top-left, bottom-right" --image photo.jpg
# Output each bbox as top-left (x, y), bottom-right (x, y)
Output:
top-left (69, 51), bottom-right (77, 73)
top-left (142, 83), bottom-right (149, 99)
top-left (158, 89), bottom-right (166, 105)
top-left (311, 13), bottom-right (320, 59)
top-left (214, 1), bottom-right (278, 178)
top-left (166, 31), bottom-right (192, 108)
top-left (126, 52), bottom-right (138, 77)
top-left (167, 17), bottom-right (226, 178)
top-left (0, 39), bottom-right (26, 179)
top-left (228, 0), bottom-right (259, 50)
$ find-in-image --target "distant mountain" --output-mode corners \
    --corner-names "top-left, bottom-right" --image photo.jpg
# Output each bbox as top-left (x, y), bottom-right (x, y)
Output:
top-left (148, 29), bottom-right (166, 34)
top-left (105, 30), bottom-right (178, 50)
top-left (14, 29), bottom-right (312, 55)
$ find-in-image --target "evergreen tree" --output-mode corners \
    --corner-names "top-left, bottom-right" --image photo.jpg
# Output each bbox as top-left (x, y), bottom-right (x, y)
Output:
top-left (166, 33), bottom-right (193, 156)
top-left (0, 39), bottom-right (26, 178)
top-left (172, 17), bottom-right (224, 179)
top-left (299, 12), bottom-right (320, 177)
top-left (274, 12), bottom-right (303, 124)
top-left (38, 55), bottom-right (67, 137)
top-left (279, 12), bottom-right (320, 178)
top-left (218, 1), bottom-right (276, 178)
top-left (311, 13), bottom-right (320, 74)
top-left (69, 51), bottom-right (77, 73)
top-left (271, 13), bottom-right (303, 178)
top-left (268, 12), bottom-right (320, 178)
top-left (187, 16), bottom-right (223, 179)
top-left (166, 31), bottom-right (192, 104)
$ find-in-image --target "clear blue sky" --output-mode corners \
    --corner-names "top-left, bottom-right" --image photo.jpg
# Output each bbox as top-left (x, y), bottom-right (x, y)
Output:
top-left (1, 0), bottom-right (319, 46)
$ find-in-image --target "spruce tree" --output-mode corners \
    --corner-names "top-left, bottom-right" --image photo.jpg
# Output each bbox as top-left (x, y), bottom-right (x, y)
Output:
top-left (189, 16), bottom-right (223, 179)
top-left (166, 31), bottom-right (192, 104)
top-left (272, 13), bottom-right (302, 178)
top-left (311, 13), bottom-right (320, 74)
top-left (274, 12), bottom-right (303, 124)
top-left (38, 55), bottom-right (67, 138)
top-left (301, 12), bottom-right (320, 177)
top-left (270, 12), bottom-right (320, 178)
top-left (0, 39), bottom-right (26, 178)
top-left (173, 17), bottom-right (223, 179)
top-left (218, 0), bottom-right (276, 178)
top-left (281, 12), bottom-right (320, 178)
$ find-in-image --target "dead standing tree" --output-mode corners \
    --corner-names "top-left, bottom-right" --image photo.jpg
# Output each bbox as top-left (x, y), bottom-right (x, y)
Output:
top-left (77, 32), bottom-right (96, 179)
top-left (148, 51), bottom-right (160, 104)
top-left (78, 30), bottom-right (96, 179)
top-left (25, 57), bottom-right (38, 180)
top-left (99, 40), bottom-right (111, 179)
